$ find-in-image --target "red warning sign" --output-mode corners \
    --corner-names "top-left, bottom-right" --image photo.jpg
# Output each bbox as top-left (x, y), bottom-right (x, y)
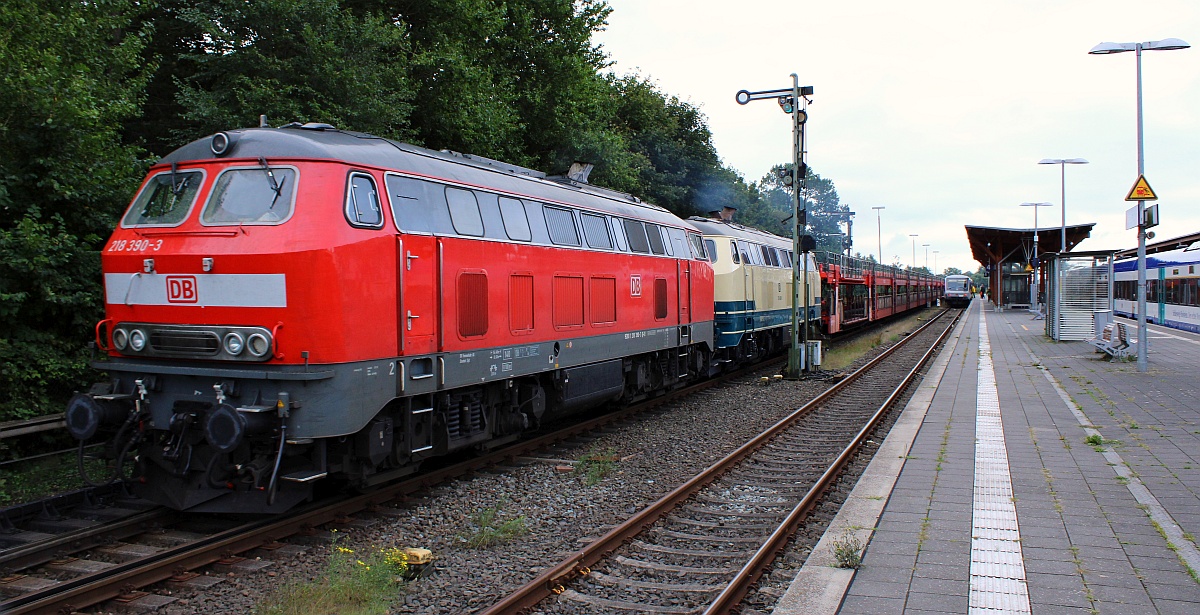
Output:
top-left (1125, 175), bottom-right (1158, 201)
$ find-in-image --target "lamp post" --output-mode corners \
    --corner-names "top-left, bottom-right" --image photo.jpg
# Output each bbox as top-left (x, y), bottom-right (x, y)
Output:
top-left (871, 206), bottom-right (885, 265)
top-left (1020, 202), bottom-right (1052, 313)
top-left (909, 234), bottom-right (918, 270)
top-left (933, 250), bottom-right (940, 276)
top-left (922, 244), bottom-right (930, 271)
top-left (1090, 37), bottom-right (1190, 373)
top-left (1037, 158), bottom-right (1089, 252)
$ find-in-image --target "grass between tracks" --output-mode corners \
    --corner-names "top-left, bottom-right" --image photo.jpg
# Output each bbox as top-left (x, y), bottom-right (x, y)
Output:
top-left (0, 452), bottom-right (107, 506)
top-left (255, 532), bottom-right (410, 615)
top-left (821, 311), bottom-right (931, 372)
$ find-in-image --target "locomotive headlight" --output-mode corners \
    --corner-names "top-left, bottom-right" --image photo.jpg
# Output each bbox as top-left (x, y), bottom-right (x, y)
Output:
top-left (112, 328), bottom-right (129, 351)
top-left (247, 332), bottom-right (271, 358)
top-left (223, 332), bottom-right (245, 356)
top-left (129, 329), bottom-right (147, 352)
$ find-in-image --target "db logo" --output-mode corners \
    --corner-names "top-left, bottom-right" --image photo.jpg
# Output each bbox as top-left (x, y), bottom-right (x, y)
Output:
top-left (166, 275), bottom-right (199, 303)
top-left (630, 275), bottom-right (642, 297)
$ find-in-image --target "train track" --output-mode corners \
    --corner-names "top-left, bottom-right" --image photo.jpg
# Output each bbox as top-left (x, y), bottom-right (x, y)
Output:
top-left (0, 355), bottom-right (786, 615)
top-left (481, 308), bottom-right (961, 615)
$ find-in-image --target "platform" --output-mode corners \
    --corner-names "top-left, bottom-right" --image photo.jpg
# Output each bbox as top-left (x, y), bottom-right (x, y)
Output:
top-left (775, 300), bottom-right (1200, 614)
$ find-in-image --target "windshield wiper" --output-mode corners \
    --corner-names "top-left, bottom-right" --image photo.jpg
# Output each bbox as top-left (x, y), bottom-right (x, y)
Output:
top-left (258, 156), bottom-right (286, 210)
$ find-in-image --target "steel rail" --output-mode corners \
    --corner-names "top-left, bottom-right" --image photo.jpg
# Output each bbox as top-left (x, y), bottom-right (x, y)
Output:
top-left (480, 308), bottom-right (958, 615)
top-left (704, 308), bottom-right (960, 613)
top-left (0, 414), bottom-right (65, 440)
top-left (0, 508), bottom-right (176, 571)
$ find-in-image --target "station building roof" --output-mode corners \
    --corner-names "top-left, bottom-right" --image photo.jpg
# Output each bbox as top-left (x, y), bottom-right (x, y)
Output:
top-left (966, 223), bottom-right (1096, 268)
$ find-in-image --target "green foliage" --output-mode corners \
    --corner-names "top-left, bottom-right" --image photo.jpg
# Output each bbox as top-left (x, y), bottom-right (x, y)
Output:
top-left (831, 529), bottom-right (864, 569)
top-left (171, 0), bottom-right (417, 142)
top-left (462, 500), bottom-right (529, 548)
top-left (575, 447), bottom-right (619, 486)
top-left (255, 535), bottom-right (405, 615)
top-left (736, 163), bottom-right (846, 250)
top-left (0, 0), bottom-right (153, 420)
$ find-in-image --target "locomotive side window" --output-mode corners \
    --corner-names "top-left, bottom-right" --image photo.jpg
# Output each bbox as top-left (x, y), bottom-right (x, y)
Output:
top-left (385, 175), bottom-right (435, 234)
top-left (611, 218), bottom-right (628, 252)
top-left (498, 197), bottom-right (532, 241)
top-left (445, 187), bottom-right (484, 236)
top-left (345, 172), bottom-right (383, 228)
top-left (622, 219), bottom-right (650, 254)
top-left (667, 228), bottom-right (690, 257)
top-left (544, 206), bottom-right (580, 246)
top-left (202, 166), bottom-right (296, 225)
top-left (123, 169), bottom-right (205, 227)
top-left (736, 241), bottom-right (754, 265)
top-left (690, 233), bottom-right (709, 260)
top-left (767, 247), bottom-right (781, 267)
top-left (730, 241), bottom-right (740, 264)
top-left (581, 213), bottom-right (613, 249)
top-left (646, 224), bottom-right (666, 255)
top-left (780, 251), bottom-right (792, 268)
top-left (704, 239), bottom-right (718, 263)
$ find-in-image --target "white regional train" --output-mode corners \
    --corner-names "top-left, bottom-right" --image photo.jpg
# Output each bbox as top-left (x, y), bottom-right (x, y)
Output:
top-left (1114, 245), bottom-right (1200, 333)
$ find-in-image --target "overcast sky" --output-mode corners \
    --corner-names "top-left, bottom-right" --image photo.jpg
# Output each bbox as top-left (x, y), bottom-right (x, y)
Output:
top-left (592, 0), bottom-right (1200, 274)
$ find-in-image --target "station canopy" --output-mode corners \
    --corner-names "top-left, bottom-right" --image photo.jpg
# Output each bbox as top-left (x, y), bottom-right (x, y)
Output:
top-left (966, 223), bottom-right (1095, 268)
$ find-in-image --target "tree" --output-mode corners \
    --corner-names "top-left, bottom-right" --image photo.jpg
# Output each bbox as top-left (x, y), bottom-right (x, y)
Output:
top-left (739, 164), bottom-right (846, 250)
top-left (169, 0), bottom-right (417, 146)
top-left (0, 0), bottom-right (154, 419)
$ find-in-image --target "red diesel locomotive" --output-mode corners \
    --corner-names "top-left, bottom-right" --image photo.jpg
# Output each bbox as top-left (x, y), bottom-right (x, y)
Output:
top-left (66, 124), bottom-right (716, 512)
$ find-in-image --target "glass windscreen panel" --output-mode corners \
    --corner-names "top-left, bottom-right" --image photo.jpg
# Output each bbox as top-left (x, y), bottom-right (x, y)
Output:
top-left (202, 166), bottom-right (296, 225)
top-left (122, 170), bottom-right (204, 227)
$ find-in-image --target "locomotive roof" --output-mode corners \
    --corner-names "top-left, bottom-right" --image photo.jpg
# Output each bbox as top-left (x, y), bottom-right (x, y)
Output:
top-left (158, 124), bottom-right (696, 230)
top-left (686, 216), bottom-right (791, 247)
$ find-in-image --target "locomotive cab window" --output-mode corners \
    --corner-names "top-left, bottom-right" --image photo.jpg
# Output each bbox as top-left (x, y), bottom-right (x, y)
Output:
top-left (446, 187), bottom-right (484, 236)
top-left (123, 169), bottom-right (205, 227)
top-left (703, 239), bottom-right (718, 263)
top-left (202, 165), bottom-right (296, 225)
top-left (345, 172), bottom-right (383, 228)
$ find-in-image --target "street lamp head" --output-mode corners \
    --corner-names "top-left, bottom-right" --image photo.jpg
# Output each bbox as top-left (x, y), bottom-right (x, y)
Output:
top-left (1146, 38), bottom-right (1190, 51)
top-left (1090, 39), bottom-right (1190, 54)
top-left (1038, 158), bottom-right (1089, 165)
top-left (1089, 41), bottom-right (1135, 54)
top-left (1019, 202), bottom-right (1052, 207)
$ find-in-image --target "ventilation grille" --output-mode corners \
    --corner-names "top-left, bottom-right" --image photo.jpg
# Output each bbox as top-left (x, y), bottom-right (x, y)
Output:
top-left (591, 277), bottom-right (616, 324)
top-left (554, 276), bottom-right (584, 327)
top-left (457, 272), bottom-right (489, 337)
